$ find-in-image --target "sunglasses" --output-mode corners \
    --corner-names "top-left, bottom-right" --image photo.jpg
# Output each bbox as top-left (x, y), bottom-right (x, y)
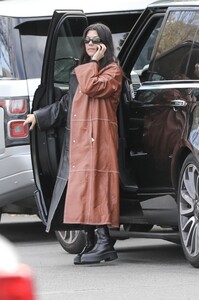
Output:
top-left (83, 37), bottom-right (101, 44)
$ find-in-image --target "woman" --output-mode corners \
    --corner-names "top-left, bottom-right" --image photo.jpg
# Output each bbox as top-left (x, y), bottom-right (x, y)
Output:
top-left (24, 23), bottom-right (123, 265)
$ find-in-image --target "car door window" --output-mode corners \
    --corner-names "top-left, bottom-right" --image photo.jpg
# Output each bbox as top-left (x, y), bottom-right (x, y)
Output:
top-left (128, 15), bottom-right (163, 93)
top-left (133, 18), bottom-right (163, 74)
top-left (53, 17), bottom-right (86, 87)
top-left (149, 9), bottom-right (199, 81)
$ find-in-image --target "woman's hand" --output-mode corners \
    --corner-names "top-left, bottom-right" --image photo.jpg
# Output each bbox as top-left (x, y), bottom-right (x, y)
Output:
top-left (92, 43), bottom-right (106, 62)
top-left (23, 114), bottom-right (36, 130)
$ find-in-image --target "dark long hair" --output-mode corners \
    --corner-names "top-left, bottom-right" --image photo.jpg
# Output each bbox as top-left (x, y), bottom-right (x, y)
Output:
top-left (79, 23), bottom-right (119, 70)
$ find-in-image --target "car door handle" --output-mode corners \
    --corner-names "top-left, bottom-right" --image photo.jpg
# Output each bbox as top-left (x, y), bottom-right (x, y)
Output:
top-left (171, 100), bottom-right (187, 107)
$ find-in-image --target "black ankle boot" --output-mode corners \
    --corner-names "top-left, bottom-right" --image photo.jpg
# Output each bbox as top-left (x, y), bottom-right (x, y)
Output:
top-left (74, 226), bottom-right (95, 265)
top-left (80, 225), bottom-right (117, 264)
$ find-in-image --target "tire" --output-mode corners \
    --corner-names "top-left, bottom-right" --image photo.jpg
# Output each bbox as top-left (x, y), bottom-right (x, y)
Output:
top-left (178, 153), bottom-right (199, 268)
top-left (55, 230), bottom-right (86, 254)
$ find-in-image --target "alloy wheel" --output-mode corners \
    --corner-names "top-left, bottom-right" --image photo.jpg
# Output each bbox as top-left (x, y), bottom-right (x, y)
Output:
top-left (178, 154), bottom-right (199, 267)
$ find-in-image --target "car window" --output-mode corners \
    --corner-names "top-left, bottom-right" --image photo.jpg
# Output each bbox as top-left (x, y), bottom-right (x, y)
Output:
top-left (87, 12), bottom-right (141, 55)
top-left (133, 18), bottom-right (163, 73)
top-left (149, 9), bottom-right (199, 81)
top-left (0, 17), bottom-right (16, 78)
top-left (18, 19), bottom-right (50, 79)
top-left (127, 15), bottom-right (164, 87)
top-left (53, 17), bottom-right (86, 85)
top-left (0, 39), bottom-right (12, 78)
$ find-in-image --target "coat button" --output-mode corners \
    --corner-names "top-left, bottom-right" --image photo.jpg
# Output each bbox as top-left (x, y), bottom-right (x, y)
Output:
top-left (73, 140), bottom-right (76, 143)
top-left (74, 114), bottom-right (77, 117)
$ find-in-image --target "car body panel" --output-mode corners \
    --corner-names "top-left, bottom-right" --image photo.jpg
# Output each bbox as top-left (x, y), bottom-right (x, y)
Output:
top-left (0, 78), bottom-right (38, 214)
top-left (0, 146), bottom-right (35, 207)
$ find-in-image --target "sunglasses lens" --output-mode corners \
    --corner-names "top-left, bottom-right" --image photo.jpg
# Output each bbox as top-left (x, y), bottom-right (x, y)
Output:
top-left (92, 37), bottom-right (101, 44)
top-left (84, 37), bottom-right (90, 44)
top-left (84, 37), bottom-right (101, 44)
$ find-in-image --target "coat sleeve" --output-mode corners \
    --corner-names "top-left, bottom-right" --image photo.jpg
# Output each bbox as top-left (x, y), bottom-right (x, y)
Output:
top-left (75, 62), bottom-right (122, 98)
top-left (34, 93), bottom-right (68, 131)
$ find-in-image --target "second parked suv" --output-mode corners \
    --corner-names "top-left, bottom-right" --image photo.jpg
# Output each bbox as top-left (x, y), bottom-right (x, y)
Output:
top-left (30, 0), bottom-right (199, 268)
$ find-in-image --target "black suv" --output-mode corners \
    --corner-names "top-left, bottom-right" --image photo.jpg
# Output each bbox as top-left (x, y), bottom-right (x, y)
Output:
top-left (31, 1), bottom-right (199, 268)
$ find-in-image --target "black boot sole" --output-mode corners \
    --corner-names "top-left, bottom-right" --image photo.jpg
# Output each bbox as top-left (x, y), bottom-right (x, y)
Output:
top-left (80, 251), bottom-right (118, 264)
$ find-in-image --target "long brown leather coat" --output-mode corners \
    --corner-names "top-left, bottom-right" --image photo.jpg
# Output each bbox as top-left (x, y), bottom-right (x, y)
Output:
top-left (34, 61), bottom-right (122, 232)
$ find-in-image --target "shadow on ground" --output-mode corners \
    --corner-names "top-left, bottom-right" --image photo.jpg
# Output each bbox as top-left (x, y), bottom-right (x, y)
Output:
top-left (0, 221), bottom-right (56, 243)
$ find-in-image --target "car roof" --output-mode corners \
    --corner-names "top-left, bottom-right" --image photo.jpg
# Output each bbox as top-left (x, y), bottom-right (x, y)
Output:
top-left (148, 0), bottom-right (199, 8)
top-left (0, 0), bottom-right (156, 18)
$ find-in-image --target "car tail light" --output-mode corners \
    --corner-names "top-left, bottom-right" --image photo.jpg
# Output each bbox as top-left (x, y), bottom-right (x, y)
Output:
top-left (7, 99), bottom-right (27, 115)
top-left (8, 120), bottom-right (29, 139)
top-left (0, 269), bottom-right (35, 300)
top-left (0, 236), bottom-right (35, 300)
top-left (0, 97), bottom-right (30, 146)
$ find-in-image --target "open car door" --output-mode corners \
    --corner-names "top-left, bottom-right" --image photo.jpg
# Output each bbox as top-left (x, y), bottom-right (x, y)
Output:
top-left (30, 10), bottom-right (88, 226)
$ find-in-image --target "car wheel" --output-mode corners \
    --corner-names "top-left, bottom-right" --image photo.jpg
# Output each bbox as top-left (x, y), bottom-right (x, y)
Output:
top-left (55, 230), bottom-right (86, 254)
top-left (178, 153), bottom-right (199, 268)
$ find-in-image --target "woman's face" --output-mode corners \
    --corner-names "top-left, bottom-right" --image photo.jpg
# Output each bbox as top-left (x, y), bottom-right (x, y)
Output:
top-left (84, 30), bottom-right (101, 58)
